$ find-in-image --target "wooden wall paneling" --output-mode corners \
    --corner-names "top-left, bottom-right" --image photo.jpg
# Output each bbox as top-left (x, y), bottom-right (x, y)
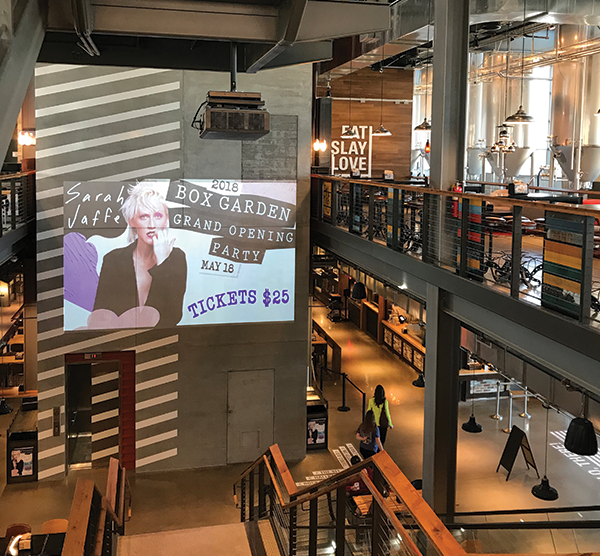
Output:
top-left (330, 67), bottom-right (414, 178)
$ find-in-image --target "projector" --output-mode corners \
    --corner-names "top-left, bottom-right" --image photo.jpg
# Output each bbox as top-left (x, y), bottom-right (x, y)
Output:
top-left (192, 91), bottom-right (270, 141)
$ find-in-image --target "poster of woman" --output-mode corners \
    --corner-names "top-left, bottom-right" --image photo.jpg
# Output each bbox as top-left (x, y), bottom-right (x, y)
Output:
top-left (63, 179), bottom-right (296, 330)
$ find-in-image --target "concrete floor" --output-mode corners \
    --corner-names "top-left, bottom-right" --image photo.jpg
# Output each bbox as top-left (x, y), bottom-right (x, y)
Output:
top-left (0, 300), bottom-right (599, 552)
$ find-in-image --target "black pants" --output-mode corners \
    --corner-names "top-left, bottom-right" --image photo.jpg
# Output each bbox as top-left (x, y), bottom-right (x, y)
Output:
top-left (380, 425), bottom-right (388, 445)
top-left (360, 447), bottom-right (376, 459)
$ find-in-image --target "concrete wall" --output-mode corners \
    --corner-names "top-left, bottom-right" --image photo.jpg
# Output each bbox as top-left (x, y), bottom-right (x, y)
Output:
top-left (35, 64), bottom-right (311, 478)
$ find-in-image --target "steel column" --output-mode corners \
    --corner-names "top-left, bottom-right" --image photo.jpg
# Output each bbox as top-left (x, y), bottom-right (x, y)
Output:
top-left (430, 0), bottom-right (469, 190)
top-left (423, 284), bottom-right (461, 520)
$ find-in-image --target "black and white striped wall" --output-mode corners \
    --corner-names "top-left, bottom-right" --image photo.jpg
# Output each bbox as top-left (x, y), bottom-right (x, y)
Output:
top-left (35, 62), bottom-right (312, 480)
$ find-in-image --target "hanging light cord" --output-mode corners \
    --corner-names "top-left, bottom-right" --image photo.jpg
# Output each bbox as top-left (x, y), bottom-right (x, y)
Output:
top-left (544, 403), bottom-right (550, 476)
top-left (379, 44), bottom-right (385, 126)
top-left (505, 39), bottom-right (510, 120)
top-left (349, 41), bottom-right (354, 128)
top-left (520, 0), bottom-right (527, 107)
top-left (425, 0), bottom-right (431, 121)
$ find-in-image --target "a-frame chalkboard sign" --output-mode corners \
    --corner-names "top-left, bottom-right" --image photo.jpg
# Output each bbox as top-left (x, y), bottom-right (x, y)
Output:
top-left (496, 426), bottom-right (540, 481)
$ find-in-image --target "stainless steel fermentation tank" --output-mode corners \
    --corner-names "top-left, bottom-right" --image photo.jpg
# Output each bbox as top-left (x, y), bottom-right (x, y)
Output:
top-left (550, 26), bottom-right (600, 186)
top-left (466, 50), bottom-right (532, 182)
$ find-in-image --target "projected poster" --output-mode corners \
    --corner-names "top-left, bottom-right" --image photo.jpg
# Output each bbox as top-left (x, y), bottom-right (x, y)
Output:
top-left (63, 179), bottom-right (296, 330)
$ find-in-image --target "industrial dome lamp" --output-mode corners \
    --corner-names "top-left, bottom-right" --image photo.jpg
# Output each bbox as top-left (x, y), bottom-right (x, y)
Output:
top-left (564, 394), bottom-right (598, 456)
top-left (532, 403), bottom-right (559, 501)
top-left (351, 271), bottom-right (367, 300)
top-left (505, 0), bottom-right (534, 125)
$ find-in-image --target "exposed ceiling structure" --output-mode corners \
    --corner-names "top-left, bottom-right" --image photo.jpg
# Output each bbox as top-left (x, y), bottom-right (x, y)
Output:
top-left (40, 0), bottom-right (391, 72)
top-left (317, 0), bottom-right (600, 87)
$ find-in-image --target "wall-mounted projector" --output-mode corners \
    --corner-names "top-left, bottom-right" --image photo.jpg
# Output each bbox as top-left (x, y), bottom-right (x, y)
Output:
top-left (191, 91), bottom-right (270, 141)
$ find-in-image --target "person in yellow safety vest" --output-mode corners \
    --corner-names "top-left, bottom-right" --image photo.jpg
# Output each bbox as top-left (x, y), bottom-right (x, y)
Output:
top-left (367, 384), bottom-right (393, 445)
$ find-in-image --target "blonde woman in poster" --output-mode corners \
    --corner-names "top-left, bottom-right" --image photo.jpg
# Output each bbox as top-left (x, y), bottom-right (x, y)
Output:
top-left (93, 183), bottom-right (187, 328)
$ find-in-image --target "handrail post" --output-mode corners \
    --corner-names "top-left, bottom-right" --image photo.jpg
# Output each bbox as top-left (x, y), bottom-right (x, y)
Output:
top-left (338, 373), bottom-right (350, 412)
top-left (10, 179), bottom-right (16, 230)
top-left (289, 497), bottom-right (298, 556)
top-left (510, 205), bottom-right (522, 298)
top-left (398, 189), bottom-right (405, 250)
top-left (580, 214), bottom-right (594, 325)
top-left (331, 180), bottom-right (338, 225)
top-left (390, 188), bottom-right (399, 250)
top-left (368, 185), bottom-right (375, 241)
top-left (348, 182), bottom-right (355, 234)
top-left (240, 476), bottom-right (247, 521)
top-left (459, 198), bottom-right (469, 277)
top-left (249, 468), bottom-right (255, 520)
top-left (335, 486), bottom-right (346, 556)
top-left (422, 192), bottom-right (430, 263)
top-left (258, 460), bottom-right (266, 517)
top-left (362, 391), bottom-right (366, 420)
top-left (308, 497), bottom-right (318, 556)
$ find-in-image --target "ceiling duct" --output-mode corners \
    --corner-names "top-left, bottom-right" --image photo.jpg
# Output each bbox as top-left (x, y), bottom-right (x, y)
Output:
top-left (72, 0), bottom-right (100, 56)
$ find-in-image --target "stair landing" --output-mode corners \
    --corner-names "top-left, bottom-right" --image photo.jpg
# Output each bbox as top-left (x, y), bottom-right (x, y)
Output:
top-left (118, 523), bottom-right (252, 556)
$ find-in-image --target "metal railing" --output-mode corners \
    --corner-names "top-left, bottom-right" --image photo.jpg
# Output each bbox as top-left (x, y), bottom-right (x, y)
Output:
top-left (311, 175), bottom-right (600, 327)
top-left (234, 445), bottom-right (600, 556)
top-left (0, 171), bottom-right (36, 236)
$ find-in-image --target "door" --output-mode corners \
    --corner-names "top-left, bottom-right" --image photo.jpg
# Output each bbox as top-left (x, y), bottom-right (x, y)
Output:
top-left (65, 352), bottom-right (136, 470)
top-left (66, 363), bottom-right (92, 469)
top-left (227, 369), bottom-right (274, 464)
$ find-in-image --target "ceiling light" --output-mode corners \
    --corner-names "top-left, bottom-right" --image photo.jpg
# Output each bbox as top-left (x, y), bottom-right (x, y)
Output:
top-left (372, 124), bottom-right (392, 136)
top-left (414, 118), bottom-right (432, 131)
top-left (505, 105), bottom-right (534, 124)
top-left (341, 128), bottom-right (359, 139)
top-left (18, 130), bottom-right (36, 146)
top-left (424, 139), bottom-right (431, 154)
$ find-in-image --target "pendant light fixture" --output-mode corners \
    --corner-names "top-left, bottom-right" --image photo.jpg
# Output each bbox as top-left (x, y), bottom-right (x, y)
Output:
top-left (414, 0), bottom-right (432, 132)
top-left (532, 403), bottom-right (559, 501)
top-left (505, 0), bottom-right (534, 125)
top-left (462, 365), bottom-right (483, 433)
top-left (564, 394), bottom-right (598, 456)
top-left (372, 43), bottom-right (392, 137)
top-left (351, 270), bottom-right (367, 300)
top-left (341, 40), bottom-right (360, 139)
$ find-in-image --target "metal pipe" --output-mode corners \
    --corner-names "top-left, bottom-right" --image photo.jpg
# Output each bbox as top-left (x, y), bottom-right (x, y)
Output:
top-left (490, 381), bottom-right (503, 420)
top-left (502, 392), bottom-right (513, 433)
top-left (519, 386), bottom-right (532, 419)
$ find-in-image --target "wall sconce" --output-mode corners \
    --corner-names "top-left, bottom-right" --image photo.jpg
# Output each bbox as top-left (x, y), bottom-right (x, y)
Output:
top-left (18, 130), bottom-right (36, 146)
top-left (313, 139), bottom-right (327, 152)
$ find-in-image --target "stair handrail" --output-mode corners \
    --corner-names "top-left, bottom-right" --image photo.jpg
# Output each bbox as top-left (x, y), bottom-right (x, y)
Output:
top-left (235, 445), bottom-right (600, 556)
